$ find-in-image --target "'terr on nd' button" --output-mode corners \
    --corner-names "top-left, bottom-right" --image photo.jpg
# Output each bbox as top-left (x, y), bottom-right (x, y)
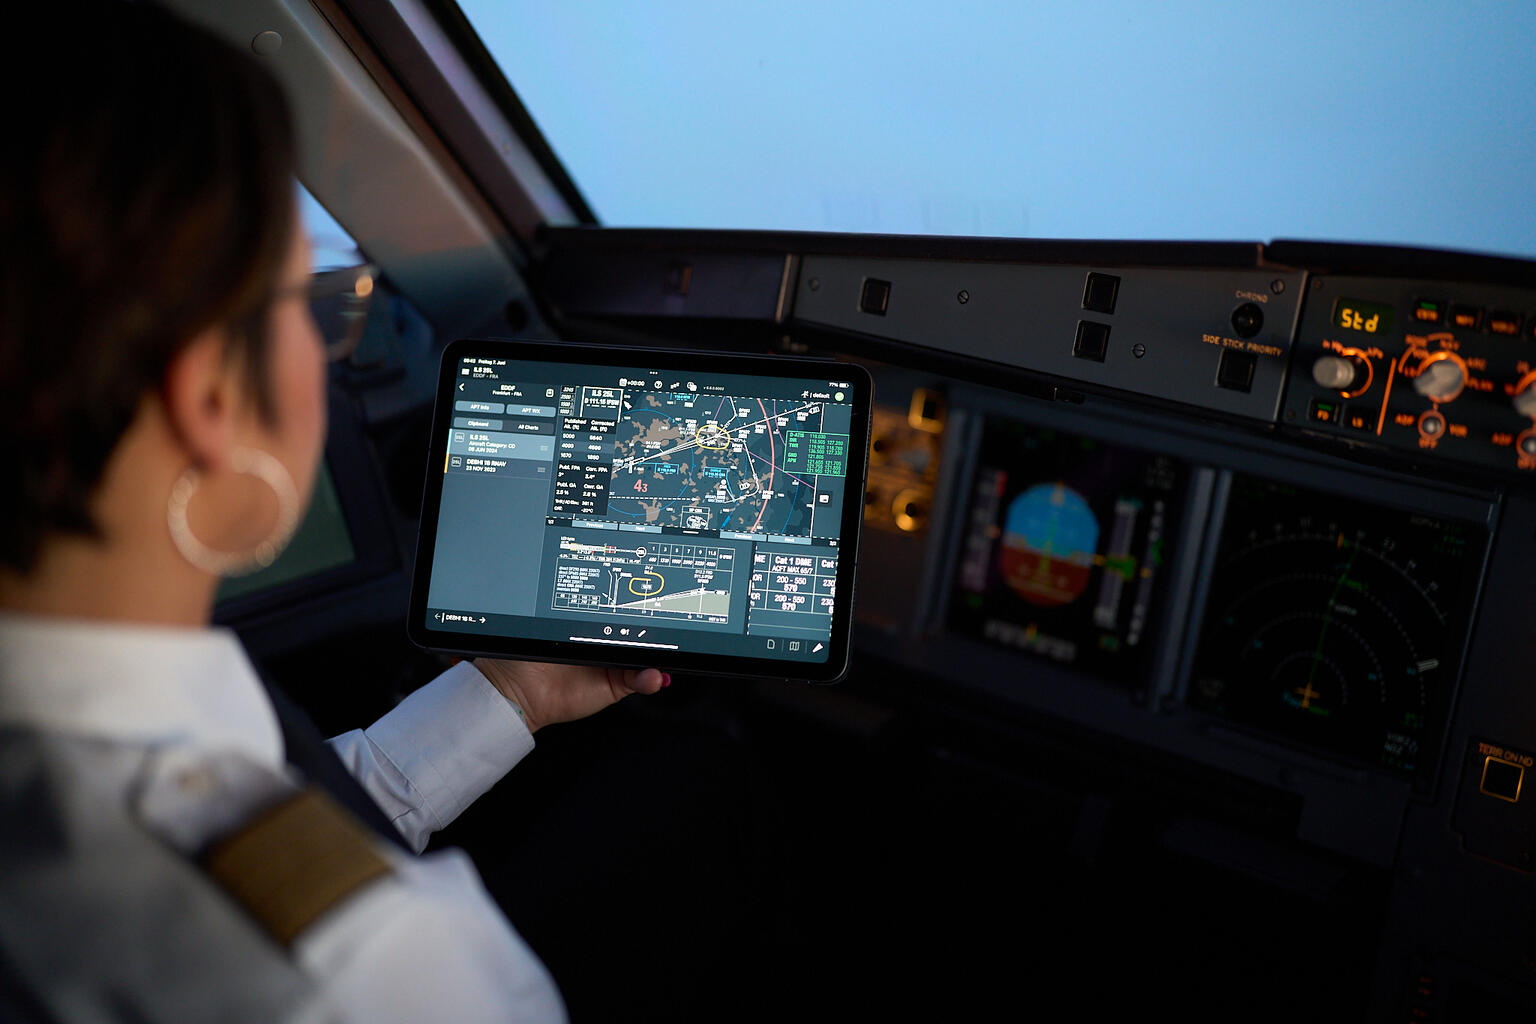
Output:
top-left (1481, 756), bottom-right (1524, 802)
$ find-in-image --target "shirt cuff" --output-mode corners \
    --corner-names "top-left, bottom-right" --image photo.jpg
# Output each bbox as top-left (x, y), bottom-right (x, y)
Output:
top-left (362, 661), bottom-right (534, 834)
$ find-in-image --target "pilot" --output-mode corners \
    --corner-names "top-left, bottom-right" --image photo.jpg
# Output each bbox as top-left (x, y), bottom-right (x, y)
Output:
top-left (0, 4), bottom-right (664, 1021)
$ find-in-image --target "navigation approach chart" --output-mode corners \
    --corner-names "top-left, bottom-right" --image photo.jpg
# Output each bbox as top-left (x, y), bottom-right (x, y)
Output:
top-left (606, 391), bottom-right (848, 536)
top-left (551, 537), bottom-right (736, 623)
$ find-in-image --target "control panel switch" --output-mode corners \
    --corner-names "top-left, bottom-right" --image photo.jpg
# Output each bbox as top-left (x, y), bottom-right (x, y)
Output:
top-left (1073, 321), bottom-right (1110, 362)
top-left (1448, 304), bottom-right (1482, 331)
top-left (1312, 355), bottom-right (1359, 392)
top-left (1342, 405), bottom-right (1374, 431)
top-left (859, 277), bottom-right (891, 316)
top-left (1411, 299), bottom-right (1445, 325)
top-left (1511, 386), bottom-right (1536, 420)
top-left (1082, 272), bottom-right (1120, 314)
top-left (1488, 311), bottom-right (1522, 336)
top-left (1412, 359), bottom-right (1465, 403)
top-left (1216, 349), bottom-right (1257, 392)
top-left (1230, 302), bottom-right (1264, 339)
top-left (1452, 739), bottom-right (1536, 870)
top-left (1481, 757), bottom-right (1524, 803)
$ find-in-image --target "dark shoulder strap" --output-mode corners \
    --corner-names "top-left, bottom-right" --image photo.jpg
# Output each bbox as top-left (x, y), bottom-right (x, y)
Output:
top-left (260, 679), bottom-right (412, 854)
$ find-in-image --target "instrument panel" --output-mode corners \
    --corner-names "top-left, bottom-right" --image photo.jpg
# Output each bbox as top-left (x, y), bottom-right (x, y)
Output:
top-left (1284, 274), bottom-right (1536, 476)
top-left (903, 382), bottom-right (1496, 805)
top-left (226, 230), bottom-right (1536, 1018)
top-left (930, 404), bottom-right (1490, 793)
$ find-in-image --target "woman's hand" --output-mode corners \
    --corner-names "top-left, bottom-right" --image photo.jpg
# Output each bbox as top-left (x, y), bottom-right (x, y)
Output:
top-left (472, 659), bottom-right (669, 733)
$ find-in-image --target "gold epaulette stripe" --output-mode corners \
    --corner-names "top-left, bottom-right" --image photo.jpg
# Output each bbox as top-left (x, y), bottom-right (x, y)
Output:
top-left (201, 786), bottom-right (393, 947)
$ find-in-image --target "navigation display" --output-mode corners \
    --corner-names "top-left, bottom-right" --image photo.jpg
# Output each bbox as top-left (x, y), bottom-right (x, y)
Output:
top-left (947, 419), bottom-right (1187, 685)
top-left (1188, 476), bottom-right (1485, 784)
top-left (410, 340), bottom-right (870, 680)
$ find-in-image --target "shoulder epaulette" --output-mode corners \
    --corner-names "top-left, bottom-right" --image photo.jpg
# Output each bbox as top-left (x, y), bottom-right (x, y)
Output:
top-left (200, 786), bottom-right (393, 947)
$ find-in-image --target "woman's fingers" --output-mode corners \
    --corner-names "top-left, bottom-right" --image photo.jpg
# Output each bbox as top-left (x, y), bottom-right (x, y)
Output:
top-left (617, 667), bottom-right (668, 696)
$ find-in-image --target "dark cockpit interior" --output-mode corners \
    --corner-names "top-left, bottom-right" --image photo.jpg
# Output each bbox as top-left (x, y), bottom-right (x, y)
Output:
top-left (166, 2), bottom-right (1536, 1019)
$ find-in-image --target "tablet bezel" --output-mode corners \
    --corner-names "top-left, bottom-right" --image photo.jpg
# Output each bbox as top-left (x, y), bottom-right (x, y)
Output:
top-left (407, 338), bottom-right (872, 682)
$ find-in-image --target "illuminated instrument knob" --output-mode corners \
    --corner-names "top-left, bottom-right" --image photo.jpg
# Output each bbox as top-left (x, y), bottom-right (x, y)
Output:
top-left (1514, 376), bottom-right (1536, 419)
top-left (1412, 358), bottom-right (1465, 402)
top-left (1311, 355), bottom-right (1361, 391)
top-left (1514, 388), bottom-right (1536, 420)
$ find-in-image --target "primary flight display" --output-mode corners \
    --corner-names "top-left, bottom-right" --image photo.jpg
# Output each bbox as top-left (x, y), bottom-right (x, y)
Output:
top-left (947, 418), bottom-right (1187, 687)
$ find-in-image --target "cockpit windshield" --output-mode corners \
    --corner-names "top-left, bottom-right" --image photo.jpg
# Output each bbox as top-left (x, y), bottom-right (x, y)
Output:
top-left (460, 0), bottom-right (1536, 257)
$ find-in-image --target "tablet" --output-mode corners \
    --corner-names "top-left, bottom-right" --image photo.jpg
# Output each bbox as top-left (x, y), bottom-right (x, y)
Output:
top-left (408, 339), bottom-right (873, 681)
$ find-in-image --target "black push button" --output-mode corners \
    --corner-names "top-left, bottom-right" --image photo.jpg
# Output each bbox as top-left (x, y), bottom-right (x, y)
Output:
top-left (1073, 321), bottom-right (1110, 362)
top-left (663, 262), bottom-right (692, 295)
top-left (1481, 756), bottom-right (1524, 802)
top-left (1216, 349), bottom-right (1256, 392)
top-left (1082, 272), bottom-right (1120, 315)
top-left (1231, 302), bottom-right (1263, 338)
top-left (1488, 311), bottom-right (1522, 337)
top-left (859, 277), bottom-right (891, 315)
top-left (1411, 299), bottom-right (1445, 325)
top-left (1449, 304), bottom-right (1482, 331)
top-left (1308, 398), bottom-right (1339, 425)
top-left (1342, 405), bottom-right (1374, 431)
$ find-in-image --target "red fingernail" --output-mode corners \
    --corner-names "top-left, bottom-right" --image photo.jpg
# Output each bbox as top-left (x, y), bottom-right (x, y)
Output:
top-left (662, 673), bottom-right (672, 688)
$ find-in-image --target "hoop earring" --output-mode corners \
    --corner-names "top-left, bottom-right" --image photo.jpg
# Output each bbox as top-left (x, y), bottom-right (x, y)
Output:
top-left (167, 447), bottom-right (300, 577)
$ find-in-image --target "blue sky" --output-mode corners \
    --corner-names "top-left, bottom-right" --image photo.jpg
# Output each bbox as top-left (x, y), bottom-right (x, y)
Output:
top-left (298, 185), bottom-right (363, 270)
top-left (459, 0), bottom-right (1536, 258)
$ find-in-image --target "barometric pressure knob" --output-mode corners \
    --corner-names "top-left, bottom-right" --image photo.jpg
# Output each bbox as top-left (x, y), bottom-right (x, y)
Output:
top-left (1312, 355), bottom-right (1359, 391)
top-left (1412, 358), bottom-right (1465, 403)
top-left (1514, 388), bottom-right (1536, 420)
top-left (1513, 371), bottom-right (1536, 419)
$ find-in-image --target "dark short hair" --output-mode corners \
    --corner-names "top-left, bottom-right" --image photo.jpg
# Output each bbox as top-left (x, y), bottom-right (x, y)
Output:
top-left (0, 2), bottom-right (297, 573)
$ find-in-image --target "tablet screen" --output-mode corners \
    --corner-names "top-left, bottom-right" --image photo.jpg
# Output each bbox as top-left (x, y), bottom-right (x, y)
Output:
top-left (411, 341), bottom-right (870, 678)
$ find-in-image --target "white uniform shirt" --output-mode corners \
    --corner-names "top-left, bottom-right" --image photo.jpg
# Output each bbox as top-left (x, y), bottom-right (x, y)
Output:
top-left (0, 614), bottom-right (565, 1024)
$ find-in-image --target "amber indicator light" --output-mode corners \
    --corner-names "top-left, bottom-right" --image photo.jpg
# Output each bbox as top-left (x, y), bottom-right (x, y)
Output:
top-left (1449, 304), bottom-right (1482, 331)
top-left (1480, 756), bottom-right (1523, 803)
top-left (1488, 312), bottom-right (1522, 336)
